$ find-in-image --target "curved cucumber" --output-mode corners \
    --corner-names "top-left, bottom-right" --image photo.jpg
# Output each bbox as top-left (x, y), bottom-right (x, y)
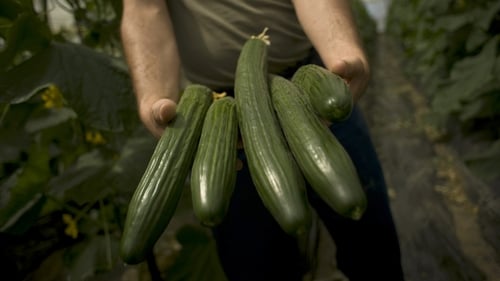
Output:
top-left (270, 74), bottom-right (366, 220)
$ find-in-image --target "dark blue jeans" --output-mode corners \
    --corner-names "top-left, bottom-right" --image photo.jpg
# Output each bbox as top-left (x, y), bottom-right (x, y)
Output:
top-left (212, 106), bottom-right (404, 281)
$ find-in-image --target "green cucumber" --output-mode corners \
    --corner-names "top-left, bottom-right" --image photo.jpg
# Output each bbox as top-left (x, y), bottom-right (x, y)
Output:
top-left (234, 29), bottom-right (312, 236)
top-left (292, 64), bottom-right (353, 122)
top-left (191, 96), bottom-right (238, 227)
top-left (270, 74), bottom-right (366, 220)
top-left (120, 84), bottom-right (213, 264)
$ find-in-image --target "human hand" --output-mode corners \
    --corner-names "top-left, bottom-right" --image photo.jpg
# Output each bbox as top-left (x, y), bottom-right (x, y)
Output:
top-left (329, 57), bottom-right (370, 102)
top-left (138, 97), bottom-right (177, 138)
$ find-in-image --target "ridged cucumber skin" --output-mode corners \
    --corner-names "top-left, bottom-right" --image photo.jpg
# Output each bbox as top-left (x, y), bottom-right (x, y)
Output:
top-left (190, 96), bottom-right (238, 227)
top-left (292, 64), bottom-right (353, 123)
top-left (120, 84), bottom-right (213, 264)
top-left (235, 36), bottom-right (312, 236)
top-left (270, 74), bottom-right (367, 220)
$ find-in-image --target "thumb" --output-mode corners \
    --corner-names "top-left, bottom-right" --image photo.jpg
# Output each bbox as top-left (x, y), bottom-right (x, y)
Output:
top-left (152, 98), bottom-right (177, 126)
top-left (329, 59), bottom-right (370, 101)
top-left (329, 59), bottom-right (354, 82)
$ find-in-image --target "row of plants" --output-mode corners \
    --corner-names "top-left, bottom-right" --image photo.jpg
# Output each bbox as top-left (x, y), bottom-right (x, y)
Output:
top-left (386, 0), bottom-right (500, 184)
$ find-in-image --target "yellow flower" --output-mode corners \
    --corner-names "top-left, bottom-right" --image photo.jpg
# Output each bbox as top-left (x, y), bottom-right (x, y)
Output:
top-left (41, 85), bottom-right (64, 109)
top-left (62, 213), bottom-right (78, 239)
top-left (85, 130), bottom-right (106, 145)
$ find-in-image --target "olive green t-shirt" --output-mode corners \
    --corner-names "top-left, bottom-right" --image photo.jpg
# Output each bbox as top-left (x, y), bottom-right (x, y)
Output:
top-left (166, 0), bottom-right (313, 90)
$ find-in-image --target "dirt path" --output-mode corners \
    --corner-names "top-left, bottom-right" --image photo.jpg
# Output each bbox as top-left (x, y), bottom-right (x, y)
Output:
top-left (359, 34), bottom-right (500, 281)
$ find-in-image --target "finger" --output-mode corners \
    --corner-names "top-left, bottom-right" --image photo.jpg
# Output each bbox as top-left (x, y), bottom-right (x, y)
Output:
top-left (330, 59), bottom-right (354, 82)
top-left (152, 99), bottom-right (177, 126)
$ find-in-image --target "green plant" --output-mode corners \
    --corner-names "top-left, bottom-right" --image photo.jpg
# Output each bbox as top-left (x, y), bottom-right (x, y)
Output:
top-left (387, 0), bottom-right (500, 184)
top-left (0, 0), bottom-right (160, 279)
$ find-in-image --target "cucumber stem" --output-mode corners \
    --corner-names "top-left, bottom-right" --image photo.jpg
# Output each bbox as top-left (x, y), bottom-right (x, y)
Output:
top-left (251, 27), bottom-right (271, 46)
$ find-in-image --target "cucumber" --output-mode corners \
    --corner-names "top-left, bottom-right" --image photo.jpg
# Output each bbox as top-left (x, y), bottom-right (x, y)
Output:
top-left (120, 84), bottom-right (213, 264)
top-left (292, 64), bottom-right (353, 122)
top-left (270, 74), bottom-right (366, 220)
top-left (234, 29), bottom-right (312, 236)
top-left (191, 96), bottom-right (238, 227)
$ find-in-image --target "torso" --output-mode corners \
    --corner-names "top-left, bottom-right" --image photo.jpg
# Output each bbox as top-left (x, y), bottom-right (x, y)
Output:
top-left (166, 0), bottom-right (312, 90)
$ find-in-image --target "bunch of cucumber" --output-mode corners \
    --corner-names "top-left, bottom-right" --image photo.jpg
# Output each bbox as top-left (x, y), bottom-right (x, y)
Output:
top-left (120, 29), bottom-right (366, 264)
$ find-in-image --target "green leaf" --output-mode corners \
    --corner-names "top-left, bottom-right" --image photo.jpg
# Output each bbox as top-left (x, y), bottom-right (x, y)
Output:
top-left (466, 28), bottom-right (490, 52)
top-left (0, 12), bottom-right (52, 69)
top-left (165, 225), bottom-right (228, 281)
top-left (464, 139), bottom-right (500, 183)
top-left (0, 141), bottom-right (51, 232)
top-left (476, 1), bottom-right (500, 31)
top-left (432, 36), bottom-right (499, 114)
top-left (0, 0), bottom-right (23, 20)
top-left (48, 150), bottom-right (111, 205)
top-left (25, 107), bottom-right (78, 133)
top-left (449, 36), bottom-right (498, 82)
top-left (435, 13), bottom-right (472, 32)
top-left (0, 194), bottom-right (47, 234)
top-left (0, 42), bottom-right (137, 132)
top-left (431, 81), bottom-right (466, 114)
top-left (0, 127), bottom-right (30, 164)
top-left (111, 128), bottom-right (156, 195)
top-left (459, 98), bottom-right (485, 121)
top-left (65, 235), bottom-right (120, 281)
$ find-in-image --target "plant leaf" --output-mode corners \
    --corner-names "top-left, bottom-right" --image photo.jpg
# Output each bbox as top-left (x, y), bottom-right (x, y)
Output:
top-left (165, 225), bottom-right (228, 281)
top-left (25, 107), bottom-right (77, 133)
top-left (65, 235), bottom-right (120, 281)
top-left (464, 140), bottom-right (500, 183)
top-left (432, 36), bottom-right (499, 114)
top-left (111, 128), bottom-right (156, 195)
top-left (48, 150), bottom-right (111, 205)
top-left (0, 42), bottom-right (137, 132)
top-left (0, 141), bottom-right (51, 232)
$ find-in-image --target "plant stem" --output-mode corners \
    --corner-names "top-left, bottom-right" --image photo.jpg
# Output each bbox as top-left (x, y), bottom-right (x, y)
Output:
top-left (146, 251), bottom-right (163, 281)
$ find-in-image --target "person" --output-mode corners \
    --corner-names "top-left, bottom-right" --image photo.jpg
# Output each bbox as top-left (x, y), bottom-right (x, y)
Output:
top-left (120, 0), bottom-right (405, 280)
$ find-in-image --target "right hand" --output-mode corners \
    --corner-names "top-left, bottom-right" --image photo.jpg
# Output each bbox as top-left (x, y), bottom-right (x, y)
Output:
top-left (139, 97), bottom-right (177, 138)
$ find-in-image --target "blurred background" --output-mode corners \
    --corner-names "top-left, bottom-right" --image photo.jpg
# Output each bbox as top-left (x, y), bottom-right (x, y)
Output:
top-left (0, 0), bottom-right (499, 280)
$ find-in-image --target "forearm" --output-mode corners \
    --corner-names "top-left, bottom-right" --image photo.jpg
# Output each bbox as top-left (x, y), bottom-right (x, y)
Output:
top-left (292, 0), bottom-right (370, 100)
top-left (121, 0), bottom-right (181, 105)
top-left (292, 0), bottom-right (367, 70)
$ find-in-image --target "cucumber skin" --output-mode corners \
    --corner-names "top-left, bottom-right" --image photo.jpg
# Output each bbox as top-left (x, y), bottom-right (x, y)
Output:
top-left (292, 64), bottom-right (353, 123)
top-left (235, 37), bottom-right (312, 236)
top-left (270, 74), bottom-right (367, 220)
top-left (120, 84), bottom-right (213, 264)
top-left (191, 96), bottom-right (238, 227)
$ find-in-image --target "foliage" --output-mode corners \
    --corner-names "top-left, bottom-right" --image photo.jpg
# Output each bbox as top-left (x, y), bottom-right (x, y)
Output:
top-left (387, 0), bottom-right (500, 184)
top-left (0, 0), bottom-right (156, 279)
top-left (164, 225), bottom-right (228, 281)
top-left (351, 0), bottom-right (378, 58)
